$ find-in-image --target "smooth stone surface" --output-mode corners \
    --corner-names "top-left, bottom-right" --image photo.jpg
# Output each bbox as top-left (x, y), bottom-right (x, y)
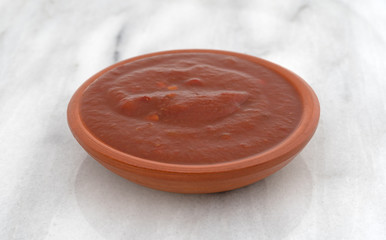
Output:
top-left (1, 0), bottom-right (385, 239)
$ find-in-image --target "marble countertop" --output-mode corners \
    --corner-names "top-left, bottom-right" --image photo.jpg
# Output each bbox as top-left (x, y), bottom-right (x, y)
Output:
top-left (1, 0), bottom-right (386, 239)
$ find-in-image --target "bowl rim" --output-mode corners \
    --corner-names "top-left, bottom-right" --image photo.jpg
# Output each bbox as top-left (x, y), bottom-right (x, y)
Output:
top-left (67, 49), bottom-right (320, 173)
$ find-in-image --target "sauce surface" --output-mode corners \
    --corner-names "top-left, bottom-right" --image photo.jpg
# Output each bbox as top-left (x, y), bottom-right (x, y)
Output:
top-left (81, 52), bottom-right (302, 164)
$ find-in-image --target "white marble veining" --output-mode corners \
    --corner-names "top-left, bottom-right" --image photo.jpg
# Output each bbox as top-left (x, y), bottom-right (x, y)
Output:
top-left (1, 0), bottom-right (386, 239)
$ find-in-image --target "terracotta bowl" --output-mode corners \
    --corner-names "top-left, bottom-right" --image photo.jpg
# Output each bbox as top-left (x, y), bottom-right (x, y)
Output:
top-left (67, 49), bottom-right (320, 194)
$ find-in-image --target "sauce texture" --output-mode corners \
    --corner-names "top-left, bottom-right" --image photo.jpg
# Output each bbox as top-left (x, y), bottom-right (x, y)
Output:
top-left (81, 52), bottom-right (302, 164)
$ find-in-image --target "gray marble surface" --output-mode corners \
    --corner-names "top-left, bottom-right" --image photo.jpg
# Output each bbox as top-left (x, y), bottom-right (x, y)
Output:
top-left (1, 0), bottom-right (386, 239)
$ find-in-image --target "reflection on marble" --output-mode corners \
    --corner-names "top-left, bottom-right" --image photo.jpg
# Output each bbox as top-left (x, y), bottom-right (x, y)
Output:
top-left (1, 0), bottom-right (386, 239)
top-left (73, 156), bottom-right (311, 240)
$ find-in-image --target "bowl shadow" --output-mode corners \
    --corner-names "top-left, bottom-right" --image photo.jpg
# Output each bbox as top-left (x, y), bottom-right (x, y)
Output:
top-left (75, 155), bottom-right (312, 240)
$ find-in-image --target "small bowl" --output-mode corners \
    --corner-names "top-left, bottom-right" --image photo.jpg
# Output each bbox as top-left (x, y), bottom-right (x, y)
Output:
top-left (67, 49), bottom-right (320, 194)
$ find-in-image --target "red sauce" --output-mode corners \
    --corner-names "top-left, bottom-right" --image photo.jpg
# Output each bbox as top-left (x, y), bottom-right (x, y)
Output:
top-left (81, 52), bottom-right (302, 164)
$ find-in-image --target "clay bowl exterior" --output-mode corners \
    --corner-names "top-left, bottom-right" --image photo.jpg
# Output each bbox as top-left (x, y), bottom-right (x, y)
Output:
top-left (67, 49), bottom-right (320, 194)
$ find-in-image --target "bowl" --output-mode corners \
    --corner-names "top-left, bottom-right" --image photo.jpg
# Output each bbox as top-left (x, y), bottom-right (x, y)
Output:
top-left (67, 49), bottom-right (320, 193)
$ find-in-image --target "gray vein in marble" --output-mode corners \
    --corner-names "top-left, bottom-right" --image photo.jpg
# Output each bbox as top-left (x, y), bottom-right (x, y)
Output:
top-left (290, 2), bottom-right (310, 21)
top-left (113, 26), bottom-right (125, 62)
